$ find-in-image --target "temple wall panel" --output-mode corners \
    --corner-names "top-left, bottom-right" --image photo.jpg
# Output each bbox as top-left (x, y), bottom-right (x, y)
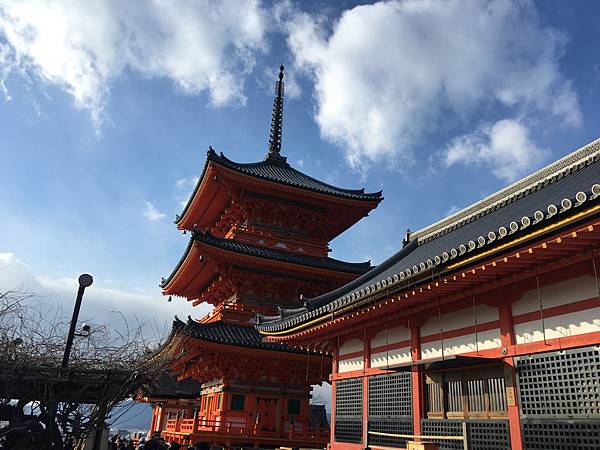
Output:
top-left (338, 356), bottom-right (364, 373)
top-left (339, 337), bottom-right (363, 356)
top-left (421, 329), bottom-right (502, 359)
top-left (512, 274), bottom-right (596, 315)
top-left (420, 303), bottom-right (498, 336)
top-left (514, 306), bottom-right (600, 344)
top-left (370, 346), bottom-right (411, 368)
top-left (370, 325), bottom-right (409, 348)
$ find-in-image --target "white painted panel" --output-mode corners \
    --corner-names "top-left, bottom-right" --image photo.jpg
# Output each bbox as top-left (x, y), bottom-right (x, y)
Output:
top-left (442, 330), bottom-right (501, 356)
top-left (370, 347), bottom-right (412, 368)
top-left (421, 341), bottom-right (443, 360)
top-left (339, 337), bottom-right (363, 356)
top-left (420, 304), bottom-right (499, 337)
top-left (515, 307), bottom-right (600, 344)
top-left (371, 326), bottom-right (410, 349)
top-left (419, 329), bottom-right (501, 360)
top-left (512, 275), bottom-right (597, 316)
top-left (338, 356), bottom-right (364, 373)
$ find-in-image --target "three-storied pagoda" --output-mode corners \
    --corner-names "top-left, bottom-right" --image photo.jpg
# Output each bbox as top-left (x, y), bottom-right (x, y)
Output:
top-left (146, 67), bottom-right (382, 448)
top-left (258, 138), bottom-right (600, 450)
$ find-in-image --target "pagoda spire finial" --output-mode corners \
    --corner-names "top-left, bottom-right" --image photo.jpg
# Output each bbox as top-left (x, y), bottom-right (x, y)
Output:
top-left (266, 65), bottom-right (287, 163)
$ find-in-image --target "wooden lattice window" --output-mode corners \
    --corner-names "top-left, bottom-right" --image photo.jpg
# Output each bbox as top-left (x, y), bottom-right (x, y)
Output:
top-left (231, 394), bottom-right (245, 411)
top-left (425, 366), bottom-right (508, 419)
top-left (288, 398), bottom-right (301, 415)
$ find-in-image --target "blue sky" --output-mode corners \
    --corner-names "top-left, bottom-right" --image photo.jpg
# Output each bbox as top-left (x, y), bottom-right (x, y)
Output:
top-left (1, 0), bottom-right (600, 333)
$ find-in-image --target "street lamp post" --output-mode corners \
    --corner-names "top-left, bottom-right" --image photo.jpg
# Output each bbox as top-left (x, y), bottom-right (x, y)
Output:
top-left (61, 273), bottom-right (93, 368)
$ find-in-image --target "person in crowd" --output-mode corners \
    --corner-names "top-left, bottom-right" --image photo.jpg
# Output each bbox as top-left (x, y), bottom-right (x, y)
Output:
top-left (169, 442), bottom-right (181, 450)
top-left (108, 435), bottom-right (120, 450)
top-left (136, 436), bottom-right (146, 449)
top-left (143, 432), bottom-right (165, 450)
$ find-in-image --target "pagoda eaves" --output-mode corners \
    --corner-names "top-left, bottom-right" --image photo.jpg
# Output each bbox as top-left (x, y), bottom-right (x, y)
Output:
top-left (161, 230), bottom-right (372, 306)
top-left (175, 148), bottom-right (382, 241)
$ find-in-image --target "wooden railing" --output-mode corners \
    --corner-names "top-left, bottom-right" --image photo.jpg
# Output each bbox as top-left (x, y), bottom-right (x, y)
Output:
top-left (163, 417), bottom-right (329, 442)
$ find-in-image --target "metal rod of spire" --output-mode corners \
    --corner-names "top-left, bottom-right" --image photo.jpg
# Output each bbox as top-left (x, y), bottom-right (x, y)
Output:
top-left (268, 65), bottom-right (285, 156)
top-left (61, 273), bottom-right (93, 367)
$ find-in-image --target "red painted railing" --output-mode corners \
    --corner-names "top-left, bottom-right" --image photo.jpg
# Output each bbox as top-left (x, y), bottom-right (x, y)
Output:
top-left (163, 417), bottom-right (329, 442)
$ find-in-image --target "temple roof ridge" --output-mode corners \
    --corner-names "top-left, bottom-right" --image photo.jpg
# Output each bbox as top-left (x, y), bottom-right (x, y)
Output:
top-left (412, 137), bottom-right (600, 244)
top-left (257, 137), bottom-right (600, 334)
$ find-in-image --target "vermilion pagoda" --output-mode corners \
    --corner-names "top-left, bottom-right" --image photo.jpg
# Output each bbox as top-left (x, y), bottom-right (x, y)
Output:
top-left (145, 67), bottom-right (381, 448)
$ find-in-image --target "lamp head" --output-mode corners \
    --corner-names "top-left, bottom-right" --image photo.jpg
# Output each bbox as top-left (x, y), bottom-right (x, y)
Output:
top-left (78, 274), bottom-right (93, 288)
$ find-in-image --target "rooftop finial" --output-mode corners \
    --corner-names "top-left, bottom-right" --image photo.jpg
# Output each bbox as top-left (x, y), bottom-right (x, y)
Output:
top-left (266, 65), bottom-right (287, 163)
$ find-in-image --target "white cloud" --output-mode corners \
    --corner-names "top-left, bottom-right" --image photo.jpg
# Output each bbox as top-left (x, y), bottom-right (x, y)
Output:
top-left (442, 119), bottom-right (545, 182)
top-left (0, 252), bottom-right (207, 341)
top-left (175, 176), bottom-right (199, 209)
top-left (143, 201), bottom-right (166, 222)
top-left (0, 0), bottom-right (268, 130)
top-left (283, 0), bottom-right (580, 171)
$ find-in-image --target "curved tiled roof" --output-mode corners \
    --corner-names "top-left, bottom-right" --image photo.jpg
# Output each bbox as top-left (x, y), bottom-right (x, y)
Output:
top-left (160, 231), bottom-right (372, 288)
top-left (257, 138), bottom-right (600, 333)
top-left (172, 317), bottom-right (321, 355)
top-left (213, 151), bottom-right (382, 201)
top-left (176, 148), bottom-right (382, 225)
top-left (194, 231), bottom-right (372, 273)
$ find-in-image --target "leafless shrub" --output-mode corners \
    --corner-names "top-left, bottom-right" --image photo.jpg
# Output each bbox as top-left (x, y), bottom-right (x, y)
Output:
top-left (0, 288), bottom-right (171, 449)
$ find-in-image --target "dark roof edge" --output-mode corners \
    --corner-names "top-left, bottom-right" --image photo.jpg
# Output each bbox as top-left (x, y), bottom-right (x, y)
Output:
top-left (175, 147), bottom-right (383, 226)
top-left (412, 138), bottom-right (600, 243)
top-left (213, 151), bottom-right (382, 200)
top-left (160, 237), bottom-right (194, 288)
top-left (257, 181), bottom-right (600, 334)
top-left (171, 317), bottom-right (323, 355)
top-left (192, 231), bottom-right (372, 274)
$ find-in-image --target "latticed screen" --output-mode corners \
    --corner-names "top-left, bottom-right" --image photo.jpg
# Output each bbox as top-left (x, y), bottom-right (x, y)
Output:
top-left (516, 346), bottom-right (600, 418)
top-left (421, 419), bottom-right (510, 450)
top-left (447, 380), bottom-right (463, 414)
top-left (522, 421), bottom-right (600, 450)
top-left (368, 372), bottom-right (413, 447)
top-left (334, 378), bottom-right (363, 443)
top-left (487, 377), bottom-right (507, 412)
top-left (516, 346), bottom-right (600, 450)
top-left (425, 366), bottom-right (507, 419)
top-left (368, 372), bottom-right (412, 417)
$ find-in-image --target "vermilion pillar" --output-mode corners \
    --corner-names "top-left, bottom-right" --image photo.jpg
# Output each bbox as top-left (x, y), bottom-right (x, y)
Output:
top-left (150, 405), bottom-right (158, 432)
top-left (156, 403), bottom-right (165, 432)
top-left (499, 303), bottom-right (523, 450)
top-left (362, 329), bottom-right (371, 445)
top-left (410, 325), bottom-right (423, 435)
top-left (330, 339), bottom-right (338, 446)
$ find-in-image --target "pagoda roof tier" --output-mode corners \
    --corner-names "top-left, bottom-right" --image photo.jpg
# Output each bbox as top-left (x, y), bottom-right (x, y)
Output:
top-left (140, 372), bottom-right (201, 401)
top-left (161, 230), bottom-right (372, 298)
top-left (171, 317), bottom-right (322, 355)
top-left (157, 317), bottom-right (331, 385)
top-left (175, 148), bottom-right (382, 232)
top-left (257, 137), bottom-right (600, 334)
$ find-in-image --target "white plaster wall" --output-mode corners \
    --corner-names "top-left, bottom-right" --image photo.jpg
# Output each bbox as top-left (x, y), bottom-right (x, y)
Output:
top-left (514, 307), bottom-right (600, 344)
top-left (420, 329), bottom-right (501, 359)
top-left (338, 356), bottom-right (364, 373)
top-left (370, 346), bottom-right (412, 368)
top-left (339, 337), bottom-right (363, 356)
top-left (512, 275), bottom-right (597, 316)
top-left (370, 326), bottom-right (410, 349)
top-left (420, 304), bottom-right (499, 336)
